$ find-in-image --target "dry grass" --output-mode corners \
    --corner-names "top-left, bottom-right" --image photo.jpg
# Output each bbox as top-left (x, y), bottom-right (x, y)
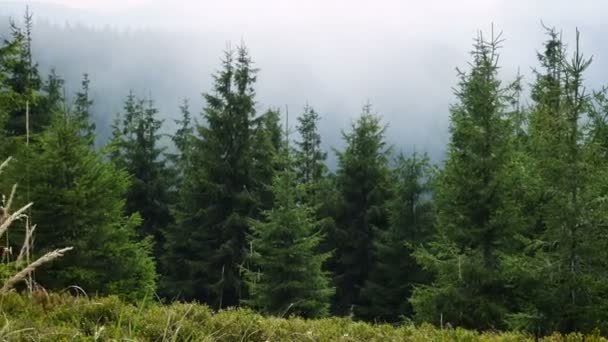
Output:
top-left (0, 157), bottom-right (72, 295)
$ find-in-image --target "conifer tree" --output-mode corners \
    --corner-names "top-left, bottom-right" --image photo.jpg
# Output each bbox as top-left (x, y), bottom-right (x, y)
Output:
top-left (251, 108), bottom-right (283, 211)
top-left (245, 145), bottom-right (333, 318)
top-left (0, 26), bottom-right (22, 128)
top-left (411, 31), bottom-right (522, 330)
top-left (163, 45), bottom-right (267, 308)
top-left (40, 69), bottom-right (64, 115)
top-left (170, 99), bottom-right (194, 177)
top-left (110, 93), bottom-right (172, 259)
top-left (3, 10), bottom-right (47, 138)
top-left (358, 152), bottom-right (435, 322)
top-left (294, 105), bottom-right (327, 187)
top-left (519, 28), bottom-right (608, 334)
top-left (73, 73), bottom-right (95, 142)
top-left (293, 105), bottom-right (332, 278)
top-left (330, 104), bottom-right (391, 316)
top-left (27, 110), bottom-right (156, 301)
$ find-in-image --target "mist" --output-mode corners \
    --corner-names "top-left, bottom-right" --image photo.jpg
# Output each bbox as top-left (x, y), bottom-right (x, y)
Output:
top-left (2, 0), bottom-right (608, 165)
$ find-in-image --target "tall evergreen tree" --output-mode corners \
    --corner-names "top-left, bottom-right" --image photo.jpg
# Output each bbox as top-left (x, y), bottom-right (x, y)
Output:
top-left (245, 146), bottom-right (333, 318)
top-left (251, 108), bottom-right (283, 211)
top-left (3, 10), bottom-right (47, 138)
top-left (27, 110), bottom-right (156, 301)
top-left (164, 98), bottom-right (195, 214)
top-left (330, 103), bottom-right (391, 316)
top-left (110, 93), bottom-right (172, 260)
top-left (0, 24), bottom-right (22, 128)
top-left (73, 73), bottom-right (95, 142)
top-left (294, 104), bottom-right (327, 189)
top-left (519, 28), bottom-right (608, 334)
top-left (163, 45), bottom-right (269, 308)
top-left (39, 69), bottom-right (64, 115)
top-left (358, 152), bottom-right (435, 322)
top-left (411, 31), bottom-right (522, 330)
top-left (170, 99), bottom-right (194, 175)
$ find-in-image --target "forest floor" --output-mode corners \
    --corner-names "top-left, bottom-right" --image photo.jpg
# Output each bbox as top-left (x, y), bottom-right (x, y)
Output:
top-left (0, 293), bottom-right (603, 341)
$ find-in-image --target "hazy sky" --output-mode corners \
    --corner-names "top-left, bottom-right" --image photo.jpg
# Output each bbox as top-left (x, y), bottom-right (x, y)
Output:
top-left (1, 0), bottom-right (607, 162)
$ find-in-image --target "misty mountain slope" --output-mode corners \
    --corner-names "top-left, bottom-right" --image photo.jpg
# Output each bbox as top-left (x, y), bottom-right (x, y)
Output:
top-left (0, 3), bottom-right (457, 162)
top-left (2, 1), bottom-right (608, 163)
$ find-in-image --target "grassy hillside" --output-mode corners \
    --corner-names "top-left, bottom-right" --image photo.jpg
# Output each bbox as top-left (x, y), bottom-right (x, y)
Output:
top-left (0, 293), bottom-right (603, 341)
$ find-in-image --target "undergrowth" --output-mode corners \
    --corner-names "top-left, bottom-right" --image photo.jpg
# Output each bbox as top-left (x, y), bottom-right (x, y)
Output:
top-left (0, 293), bottom-right (604, 341)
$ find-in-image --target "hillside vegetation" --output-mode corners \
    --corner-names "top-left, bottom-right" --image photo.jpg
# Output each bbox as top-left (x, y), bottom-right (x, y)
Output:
top-left (3, 8), bottom-right (608, 338)
top-left (0, 293), bottom-right (604, 342)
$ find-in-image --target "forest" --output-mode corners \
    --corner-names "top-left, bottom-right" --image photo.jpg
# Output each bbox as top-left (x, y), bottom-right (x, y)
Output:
top-left (1, 8), bottom-right (608, 339)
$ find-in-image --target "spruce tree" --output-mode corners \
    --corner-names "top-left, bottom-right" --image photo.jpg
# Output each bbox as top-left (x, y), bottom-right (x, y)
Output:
top-left (163, 45), bottom-right (266, 308)
top-left (358, 152), bottom-right (435, 322)
top-left (73, 73), bottom-right (95, 142)
top-left (330, 103), bottom-right (391, 316)
top-left (39, 69), bottom-right (64, 115)
top-left (251, 108), bottom-right (283, 211)
top-left (410, 31), bottom-right (522, 330)
top-left (169, 98), bottom-right (194, 183)
top-left (245, 147), bottom-right (333, 318)
top-left (27, 111), bottom-right (156, 301)
top-left (0, 25), bottom-right (22, 126)
top-left (520, 28), bottom-right (608, 334)
top-left (294, 104), bottom-right (327, 189)
top-left (110, 93), bottom-right (172, 260)
top-left (3, 10), bottom-right (47, 138)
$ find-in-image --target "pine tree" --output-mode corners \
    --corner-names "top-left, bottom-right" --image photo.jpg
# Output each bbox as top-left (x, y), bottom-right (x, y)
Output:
top-left (163, 45), bottom-right (266, 308)
top-left (26, 111), bottom-right (156, 301)
top-left (410, 30), bottom-right (522, 330)
top-left (245, 146), bottom-right (333, 318)
top-left (357, 152), bottom-right (435, 322)
top-left (110, 93), bottom-right (172, 260)
top-left (330, 103), bottom-right (391, 316)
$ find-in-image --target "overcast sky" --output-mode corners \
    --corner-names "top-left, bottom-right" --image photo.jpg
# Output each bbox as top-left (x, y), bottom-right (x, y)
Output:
top-left (1, 0), bottom-right (607, 162)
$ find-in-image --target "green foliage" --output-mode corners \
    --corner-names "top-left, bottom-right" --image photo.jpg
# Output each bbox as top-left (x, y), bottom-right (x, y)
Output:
top-left (39, 69), bottom-right (64, 115)
top-left (72, 73), bottom-right (95, 143)
top-left (163, 45), bottom-right (275, 308)
top-left (357, 153), bottom-right (435, 322)
top-left (167, 98), bottom-right (194, 190)
top-left (2, 12), bottom-right (48, 138)
top-left (245, 151), bottom-right (334, 318)
top-left (294, 104), bottom-right (327, 189)
top-left (2, 13), bottom-right (608, 336)
top-left (329, 104), bottom-right (391, 316)
top-left (250, 107), bottom-right (283, 211)
top-left (110, 92), bottom-right (173, 259)
top-left (26, 113), bottom-right (157, 301)
top-left (411, 31), bottom-right (523, 330)
top-left (0, 293), bottom-right (601, 341)
top-left (512, 27), bottom-right (608, 335)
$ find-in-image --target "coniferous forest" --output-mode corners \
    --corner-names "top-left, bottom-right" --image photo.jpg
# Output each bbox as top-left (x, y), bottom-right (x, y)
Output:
top-left (3, 9), bottom-right (608, 339)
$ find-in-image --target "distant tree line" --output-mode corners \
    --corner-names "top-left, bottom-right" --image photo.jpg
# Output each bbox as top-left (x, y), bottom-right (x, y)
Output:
top-left (2, 11), bottom-right (608, 336)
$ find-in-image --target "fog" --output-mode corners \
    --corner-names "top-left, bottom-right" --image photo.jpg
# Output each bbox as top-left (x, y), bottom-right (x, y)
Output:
top-left (1, 0), bottom-right (608, 164)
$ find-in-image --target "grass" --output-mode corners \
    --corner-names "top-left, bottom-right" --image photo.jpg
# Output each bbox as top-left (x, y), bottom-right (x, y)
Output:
top-left (0, 293), bottom-right (604, 341)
